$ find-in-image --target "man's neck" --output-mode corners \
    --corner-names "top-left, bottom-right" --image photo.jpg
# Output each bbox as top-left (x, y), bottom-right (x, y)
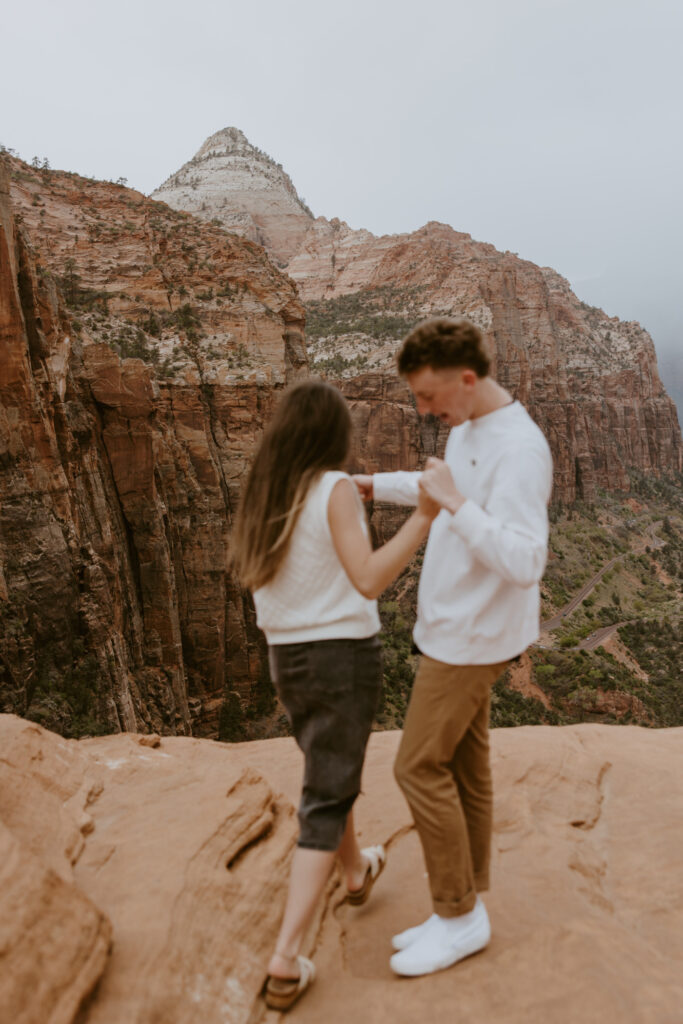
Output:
top-left (470, 378), bottom-right (514, 420)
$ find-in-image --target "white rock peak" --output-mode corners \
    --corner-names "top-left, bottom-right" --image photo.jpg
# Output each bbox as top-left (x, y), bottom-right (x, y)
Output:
top-left (151, 127), bottom-right (314, 265)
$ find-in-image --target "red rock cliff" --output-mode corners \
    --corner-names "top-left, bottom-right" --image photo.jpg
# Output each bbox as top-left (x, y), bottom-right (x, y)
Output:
top-left (2, 143), bottom-right (681, 743)
top-left (153, 131), bottom-right (682, 502)
top-left (1, 156), bottom-right (306, 739)
top-left (298, 220), bottom-right (683, 503)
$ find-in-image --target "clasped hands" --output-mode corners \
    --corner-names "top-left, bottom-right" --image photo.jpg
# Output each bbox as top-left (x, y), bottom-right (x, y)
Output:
top-left (418, 458), bottom-right (465, 517)
top-left (353, 459), bottom-right (465, 518)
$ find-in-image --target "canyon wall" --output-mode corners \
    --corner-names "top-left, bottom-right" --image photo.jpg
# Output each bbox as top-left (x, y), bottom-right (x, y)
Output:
top-left (154, 130), bottom-right (682, 503)
top-left (2, 135), bottom-right (682, 742)
top-left (300, 220), bottom-right (682, 502)
top-left (1, 156), bottom-right (306, 738)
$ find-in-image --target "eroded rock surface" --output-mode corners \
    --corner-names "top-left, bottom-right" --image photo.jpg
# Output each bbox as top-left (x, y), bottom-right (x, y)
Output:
top-left (0, 714), bottom-right (296, 1024)
top-left (154, 129), bottom-right (683, 504)
top-left (0, 820), bottom-right (111, 1024)
top-left (310, 222), bottom-right (683, 503)
top-left (1, 156), bottom-right (304, 737)
top-left (245, 723), bottom-right (683, 1024)
top-left (1, 714), bottom-right (681, 1024)
top-left (152, 127), bottom-right (314, 267)
top-left (3, 139), bottom-right (682, 742)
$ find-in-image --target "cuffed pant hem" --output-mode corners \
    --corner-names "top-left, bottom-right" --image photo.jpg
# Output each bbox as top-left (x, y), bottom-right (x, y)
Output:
top-left (433, 889), bottom-right (477, 918)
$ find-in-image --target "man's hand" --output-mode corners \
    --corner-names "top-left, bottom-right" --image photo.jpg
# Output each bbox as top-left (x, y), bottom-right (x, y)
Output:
top-left (419, 457), bottom-right (465, 515)
top-left (352, 474), bottom-right (374, 501)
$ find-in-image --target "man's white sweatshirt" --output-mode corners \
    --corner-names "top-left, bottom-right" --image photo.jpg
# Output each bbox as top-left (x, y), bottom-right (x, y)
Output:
top-left (374, 401), bottom-right (553, 665)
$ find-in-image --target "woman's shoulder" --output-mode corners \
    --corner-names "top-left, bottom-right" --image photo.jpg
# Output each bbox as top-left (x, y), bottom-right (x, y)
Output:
top-left (322, 468), bottom-right (351, 484)
top-left (299, 471), bottom-right (351, 521)
top-left (313, 469), bottom-right (351, 498)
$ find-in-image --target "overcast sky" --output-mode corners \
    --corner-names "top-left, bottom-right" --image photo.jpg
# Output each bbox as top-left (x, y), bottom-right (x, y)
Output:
top-left (3, 0), bottom-right (681, 413)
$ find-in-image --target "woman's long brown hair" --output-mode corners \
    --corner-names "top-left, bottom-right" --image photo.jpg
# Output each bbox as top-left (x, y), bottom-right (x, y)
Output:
top-left (231, 380), bottom-right (352, 591)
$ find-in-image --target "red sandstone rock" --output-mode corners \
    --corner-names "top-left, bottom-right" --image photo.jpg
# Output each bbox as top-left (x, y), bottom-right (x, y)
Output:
top-left (306, 221), bottom-right (682, 503)
top-left (0, 157), bottom-right (298, 738)
top-left (137, 732), bottom-right (161, 747)
top-left (241, 722), bottom-right (683, 1024)
top-left (0, 821), bottom-right (112, 1024)
top-left (0, 713), bottom-right (680, 1024)
top-left (153, 131), bottom-right (682, 503)
top-left (0, 714), bottom-right (296, 1024)
top-left (7, 154), bottom-right (307, 386)
top-left (2, 141), bottom-right (681, 743)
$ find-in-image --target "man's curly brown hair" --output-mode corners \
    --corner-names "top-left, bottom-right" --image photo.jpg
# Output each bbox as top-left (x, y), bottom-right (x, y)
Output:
top-left (397, 318), bottom-right (491, 377)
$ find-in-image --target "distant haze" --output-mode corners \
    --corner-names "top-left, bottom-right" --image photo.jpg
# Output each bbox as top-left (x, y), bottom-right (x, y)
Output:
top-left (2, 0), bottom-right (681, 419)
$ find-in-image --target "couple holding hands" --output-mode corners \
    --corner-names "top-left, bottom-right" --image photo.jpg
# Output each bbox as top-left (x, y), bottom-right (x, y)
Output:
top-left (232, 317), bottom-right (553, 1011)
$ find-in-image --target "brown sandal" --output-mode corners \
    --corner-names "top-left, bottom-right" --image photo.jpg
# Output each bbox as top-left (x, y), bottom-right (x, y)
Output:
top-left (264, 955), bottom-right (316, 1012)
top-left (346, 845), bottom-right (386, 907)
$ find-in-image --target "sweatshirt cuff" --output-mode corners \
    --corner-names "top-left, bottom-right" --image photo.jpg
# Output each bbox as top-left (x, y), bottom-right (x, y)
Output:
top-left (373, 471), bottom-right (419, 505)
top-left (447, 498), bottom-right (487, 538)
top-left (372, 474), bottom-right (392, 503)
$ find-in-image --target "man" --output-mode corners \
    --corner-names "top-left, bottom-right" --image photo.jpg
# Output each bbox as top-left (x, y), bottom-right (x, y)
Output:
top-left (354, 317), bottom-right (553, 977)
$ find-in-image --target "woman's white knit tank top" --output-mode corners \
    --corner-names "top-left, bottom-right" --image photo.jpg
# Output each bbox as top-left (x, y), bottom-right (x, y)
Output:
top-left (253, 471), bottom-right (381, 645)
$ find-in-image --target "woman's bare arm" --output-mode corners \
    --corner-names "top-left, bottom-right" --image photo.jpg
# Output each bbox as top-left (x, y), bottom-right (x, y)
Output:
top-left (328, 478), bottom-right (438, 600)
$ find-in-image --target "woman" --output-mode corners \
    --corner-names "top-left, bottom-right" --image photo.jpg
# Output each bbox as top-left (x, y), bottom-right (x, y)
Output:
top-left (232, 380), bottom-right (437, 1010)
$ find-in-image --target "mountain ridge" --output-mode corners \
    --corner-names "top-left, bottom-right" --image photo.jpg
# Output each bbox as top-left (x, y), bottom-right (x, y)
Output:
top-left (151, 127), bottom-right (313, 265)
top-left (151, 128), bottom-right (682, 506)
top-left (1, 143), bottom-right (681, 744)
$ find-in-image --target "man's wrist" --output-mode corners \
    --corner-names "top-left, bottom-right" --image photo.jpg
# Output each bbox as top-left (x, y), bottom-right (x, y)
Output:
top-left (444, 493), bottom-right (466, 515)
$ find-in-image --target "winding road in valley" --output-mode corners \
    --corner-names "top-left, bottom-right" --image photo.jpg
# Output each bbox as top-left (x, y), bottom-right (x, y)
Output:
top-left (579, 622), bottom-right (628, 651)
top-left (541, 555), bottom-right (623, 633)
top-left (540, 519), bottom-right (664, 637)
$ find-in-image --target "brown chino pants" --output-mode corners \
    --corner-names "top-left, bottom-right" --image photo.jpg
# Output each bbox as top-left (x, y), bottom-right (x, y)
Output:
top-left (394, 654), bottom-right (508, 918)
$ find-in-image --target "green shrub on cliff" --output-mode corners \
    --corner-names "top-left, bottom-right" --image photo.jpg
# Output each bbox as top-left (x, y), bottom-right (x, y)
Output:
top-left (490, 675), bottom-right (558, 727)
top-left (375, 600), bottom-right (416, 728)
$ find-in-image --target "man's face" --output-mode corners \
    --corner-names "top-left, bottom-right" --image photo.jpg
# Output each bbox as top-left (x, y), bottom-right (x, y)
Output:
top-left (405, 366), bottom-right (478, 426)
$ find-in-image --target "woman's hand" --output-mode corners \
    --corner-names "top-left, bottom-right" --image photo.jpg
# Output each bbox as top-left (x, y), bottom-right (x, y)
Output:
top-left (417, 479), bottom-right (442, 520)
top-left (351, 474), bottom-right (374, 501)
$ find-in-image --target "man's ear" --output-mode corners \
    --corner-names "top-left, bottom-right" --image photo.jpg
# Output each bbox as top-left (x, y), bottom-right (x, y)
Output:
top-left (461, 368), bottom-right (478, 388)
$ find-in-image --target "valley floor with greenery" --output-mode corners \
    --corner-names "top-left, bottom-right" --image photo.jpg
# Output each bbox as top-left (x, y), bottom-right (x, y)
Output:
top-left (375, 472), bottom-right (683, 732)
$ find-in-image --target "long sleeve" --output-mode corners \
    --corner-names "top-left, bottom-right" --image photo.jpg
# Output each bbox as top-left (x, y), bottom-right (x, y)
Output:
top-left (373, 471), bottom-right (420, 506)
top-left (407, 402), bottom-right (553, 664)
top-left (448, 445), bottom-right (552, 588)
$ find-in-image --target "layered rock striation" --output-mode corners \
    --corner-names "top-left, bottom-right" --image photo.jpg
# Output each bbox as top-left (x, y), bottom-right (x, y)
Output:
top-left (299, 219), bottom-right (682, 500)
top-left (3, 134), bottom-right (682, 742)
top-left (154, 131), bottom-right (682, 503)
top-left (1, 156), bottom-right (306, 738)
top-left (152, 127), bottom-right (314, 266)
top-left (0, 714), bottom-right (296, 1024)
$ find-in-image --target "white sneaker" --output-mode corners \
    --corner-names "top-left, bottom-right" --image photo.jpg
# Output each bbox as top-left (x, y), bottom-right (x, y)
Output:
top-left (391, 897), bottom-right (486, 952)
top-left (391, 913), bottom-right (439, 951)
top-left (389, 898), bottom-right (490, 976)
